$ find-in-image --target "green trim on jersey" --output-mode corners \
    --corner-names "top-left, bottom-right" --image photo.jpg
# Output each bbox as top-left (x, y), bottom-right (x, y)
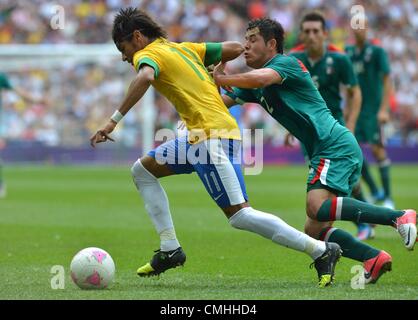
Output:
top-left (136, 57), bottom-right (160, 79)
top-left (169, 47), bottom-right (206, 80)
top-left (204, 43), bottom-right (222, 66)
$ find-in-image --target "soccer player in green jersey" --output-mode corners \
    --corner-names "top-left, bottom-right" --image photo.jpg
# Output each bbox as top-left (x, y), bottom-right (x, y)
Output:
top-left (289, 12), bottom-right (361, 134)
top-left (288, 12), bottom-right (373, 241)
top-left (345, 20), bottom-right (394, 210)
top-left (214, 18), bottom-right (417, 284)
top-left (0, 72), bottom-right (44, 198)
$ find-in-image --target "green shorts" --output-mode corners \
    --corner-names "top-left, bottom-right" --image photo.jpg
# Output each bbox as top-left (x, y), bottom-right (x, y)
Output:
top-left (355, 115), bottom-right (384, 146)
top-left (307, 131), bottom-right (363, 197)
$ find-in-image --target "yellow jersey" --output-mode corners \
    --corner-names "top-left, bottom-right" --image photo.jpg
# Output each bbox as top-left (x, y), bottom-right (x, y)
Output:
top-left (133, 38), bottom-right (241, 143)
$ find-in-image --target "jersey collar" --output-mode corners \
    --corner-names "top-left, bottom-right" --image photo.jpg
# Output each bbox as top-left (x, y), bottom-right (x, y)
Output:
top-left (262, 53), bottom-right (281, 68)
top-left (355, 40), bottom-right (370, 55)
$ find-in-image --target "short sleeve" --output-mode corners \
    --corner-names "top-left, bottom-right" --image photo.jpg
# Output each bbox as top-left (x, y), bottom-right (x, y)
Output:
top-left (204, 43), bottom-right (222, 66)
top-left (181, 42), bottom-right (206, 64)
top-left (377, 47), bottom-right (390, 75)
top-left (225, 87), bottom-right (259, 105)
top-left (339, 54), bottom-right (358, 87)
top-left (133, 50), bottom-right (162, 79)
top-left (265, 56), bottom-right (302, 84)
top-left (0, 73), bottom-right (13, 90)
top-left (180, 42), bottom-right (222, 66)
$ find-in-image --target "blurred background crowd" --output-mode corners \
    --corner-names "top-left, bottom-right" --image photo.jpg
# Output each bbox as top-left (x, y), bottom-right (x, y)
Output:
top-left (1, 0), bottom-right (418, 148)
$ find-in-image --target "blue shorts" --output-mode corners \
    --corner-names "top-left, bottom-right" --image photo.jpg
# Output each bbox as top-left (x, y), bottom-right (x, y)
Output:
top-left (148, 136), bottom-right (248, 208)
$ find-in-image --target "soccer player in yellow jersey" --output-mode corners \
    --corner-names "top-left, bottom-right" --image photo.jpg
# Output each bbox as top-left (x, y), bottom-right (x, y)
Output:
top-left (90, 7), bottom-right (342, 287)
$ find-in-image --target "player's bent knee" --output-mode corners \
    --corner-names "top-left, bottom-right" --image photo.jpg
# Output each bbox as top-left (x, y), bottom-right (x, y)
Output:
top-left (306, 202), bottom-right (320, 220)
top-left (131, 160), bottom-right (157, 184)
top-left (131, 160), bottom-right (142, 178)
top-left (228, 208), bottom-right (248, 230)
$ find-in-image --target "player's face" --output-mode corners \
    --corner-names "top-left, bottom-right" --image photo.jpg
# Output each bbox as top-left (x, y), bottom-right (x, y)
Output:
top-left (244, 32), bottom-right (275, 69)
top-left (353, 19), bottom-right (368, 43)
top-left (117, 30), bottom-right (147, 66)
top-left (301, 21), bottom-right (327, 52)
top-left (353, 27), bottom-right (367, 43)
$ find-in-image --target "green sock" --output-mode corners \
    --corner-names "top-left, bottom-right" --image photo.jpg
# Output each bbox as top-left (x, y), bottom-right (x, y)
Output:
top-left (320, 227), bottom-right (380, 261)
top-left (317, 197), bottom-right (404, 226)
top-left (351, 186), bottom-right (367, 227)
top-left (379, 159), bottom-right (391, 199)
top-left (362, 159), bottom-right (379, 195)
top-left (352, 189), bottom-right (367, 203)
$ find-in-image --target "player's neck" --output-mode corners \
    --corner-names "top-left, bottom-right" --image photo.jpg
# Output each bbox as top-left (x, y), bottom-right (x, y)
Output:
top-left (355, 39), bottom-right (367, 49)
top-left (261, 52), bottom-right (280, 67)
top-left (307, 45), bottom-right (325, 62)
top-left (144, 37), bottom-right (158, 48)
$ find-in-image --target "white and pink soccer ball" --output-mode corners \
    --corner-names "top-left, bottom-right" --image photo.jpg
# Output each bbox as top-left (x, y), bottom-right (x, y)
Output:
top-left (70, 247), bottom-right (115, 290)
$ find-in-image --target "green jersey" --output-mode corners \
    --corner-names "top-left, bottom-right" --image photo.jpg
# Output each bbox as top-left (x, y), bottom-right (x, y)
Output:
top-left (0, 73), bottom-right (12, 136)
top-left (0, 72), bottom-right (12, 108)
top-left (226, 54), bottom-right (350, 159)
top-left (345, 42), bottom-right (390, 115)
top-left (290, 45), bottom-right (358, 125)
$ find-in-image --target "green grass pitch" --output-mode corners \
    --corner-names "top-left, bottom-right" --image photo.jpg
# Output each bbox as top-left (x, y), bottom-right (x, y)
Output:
top-left (1, 165), bottom-right (417, 299)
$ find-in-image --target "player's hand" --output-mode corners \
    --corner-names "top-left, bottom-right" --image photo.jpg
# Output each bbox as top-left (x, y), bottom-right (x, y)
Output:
top-left (378, 109), bottom-right (390, 124)
top-left (206, 64), bottom-right (215, 78)
top-left (284, 132), bottom-right (296, 147)
top-left (213, 62), bottom-right (233, 93)
top-left (90, 121), bottom-right (116, 148)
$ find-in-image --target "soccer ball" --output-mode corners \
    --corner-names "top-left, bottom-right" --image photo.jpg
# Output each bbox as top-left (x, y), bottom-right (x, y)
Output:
top-left (70, 247), bottom-right (115, 290)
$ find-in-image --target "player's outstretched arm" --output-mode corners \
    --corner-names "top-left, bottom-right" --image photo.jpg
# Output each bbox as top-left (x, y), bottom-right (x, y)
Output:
top-left (90, 65), bottom-right (155, 147)
top-left (220, 41), bottom-right (244, 63)
top-left (213, 63), bottom-right (282, 89)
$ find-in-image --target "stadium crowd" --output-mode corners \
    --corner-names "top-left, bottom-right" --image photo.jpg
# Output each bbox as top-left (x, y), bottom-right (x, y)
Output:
top-left (1, 0), bottom-right (418, 147)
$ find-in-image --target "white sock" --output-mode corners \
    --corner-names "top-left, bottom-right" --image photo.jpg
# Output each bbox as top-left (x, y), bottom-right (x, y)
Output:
top-left (229, 207), bottom-right (326, 260)
top-left (131, 160), bottom-right (180, 251)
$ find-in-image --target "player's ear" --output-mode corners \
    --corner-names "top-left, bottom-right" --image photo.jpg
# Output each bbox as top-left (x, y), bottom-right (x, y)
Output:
top-left (267, 38), bottom-right (277, 51)
top-left (133, 30), bottom-right (143, 43)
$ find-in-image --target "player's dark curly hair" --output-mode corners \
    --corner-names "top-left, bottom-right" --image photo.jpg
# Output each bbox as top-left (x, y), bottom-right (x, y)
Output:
top-left (112, 7), bottom-right (167, 48)
top-left (300, 11), bottom-right (327, 31)
top-left (247, 18), bottom-right (284, 54)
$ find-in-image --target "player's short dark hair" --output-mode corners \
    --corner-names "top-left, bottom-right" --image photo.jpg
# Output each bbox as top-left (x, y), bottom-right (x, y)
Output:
top-left (112, 7), bottom-right (167, 48)
top-left (247, 18), bottom-right (284, 54)
top-left (300, 11), bottom-right (327, 31)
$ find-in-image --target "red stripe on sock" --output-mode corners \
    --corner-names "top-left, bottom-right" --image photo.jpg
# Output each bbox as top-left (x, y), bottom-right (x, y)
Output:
top-left (310, 158), bottom-right (325, 185)
top-left (320, 227), bottom-right (333, 241)
top-left (330, 197), bottom-right (337, 221)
